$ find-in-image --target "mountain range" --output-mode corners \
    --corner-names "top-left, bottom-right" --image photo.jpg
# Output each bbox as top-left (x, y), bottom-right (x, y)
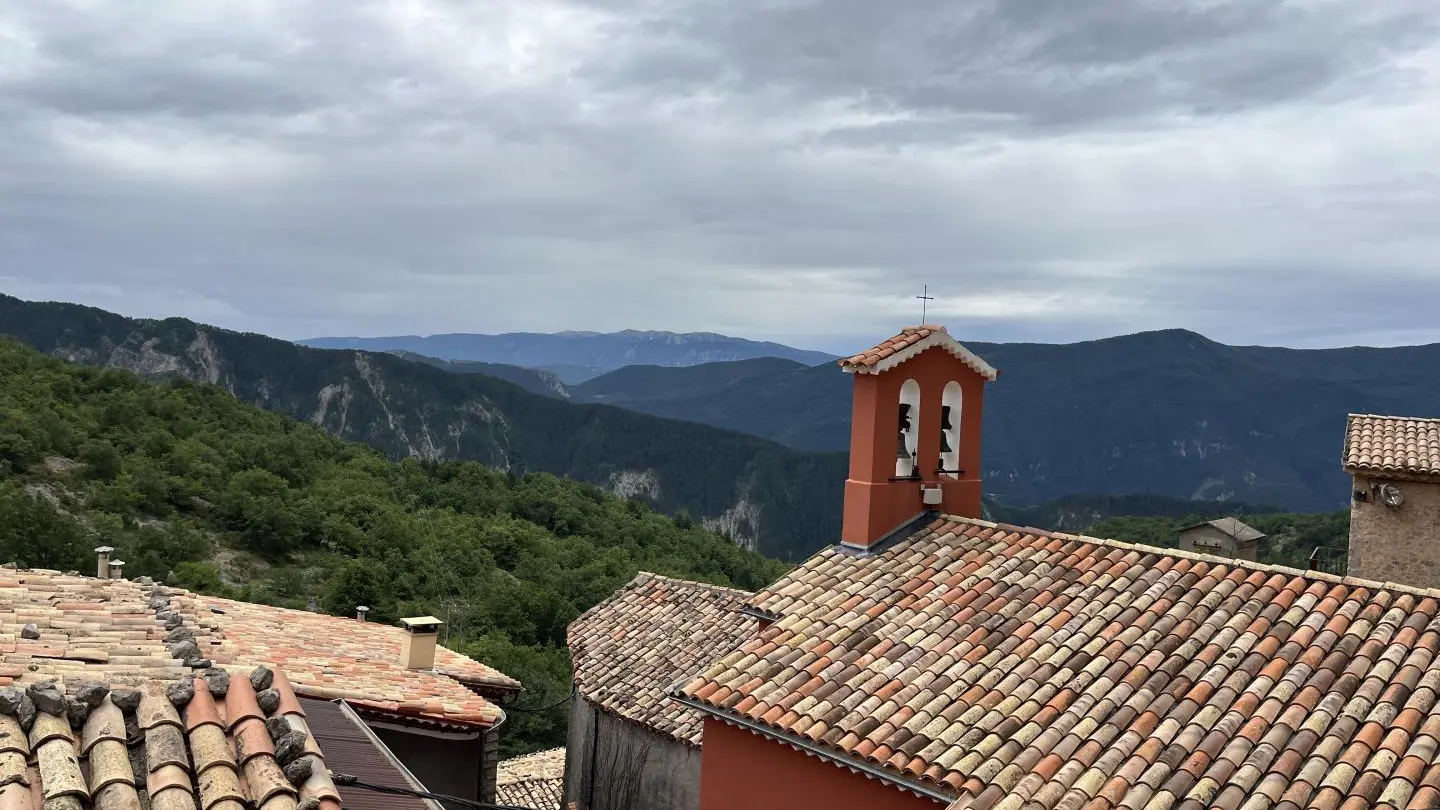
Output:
top-left (300, 330), bottom-right (836, 383)
top-left (4, 292), bottom-right (1432, 557)
top-left (556, 330), bottom-right (1440, 512)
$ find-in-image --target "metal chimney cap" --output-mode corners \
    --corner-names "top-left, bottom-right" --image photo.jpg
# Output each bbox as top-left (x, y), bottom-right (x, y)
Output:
top-left (94, 546), bottom-right (115, 554)
top-left (108, 559), bottom-right (125, 567)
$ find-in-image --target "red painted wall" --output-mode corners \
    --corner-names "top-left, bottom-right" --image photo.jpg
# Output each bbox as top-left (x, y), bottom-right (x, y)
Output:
top-left (697, 718), bottom-right (943, 810)
top-left (842, 345), bottom-right (989, 547)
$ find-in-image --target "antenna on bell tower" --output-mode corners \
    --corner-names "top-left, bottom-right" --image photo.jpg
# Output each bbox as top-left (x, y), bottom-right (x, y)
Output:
top-left (916, 285), bottom-right (935, 324)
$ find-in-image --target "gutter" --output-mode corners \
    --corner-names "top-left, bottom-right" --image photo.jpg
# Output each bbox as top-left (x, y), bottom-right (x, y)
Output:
top-left (485, 706), bottom-right (508, 806)
top-left (671, 694), bottom-right (953, 805)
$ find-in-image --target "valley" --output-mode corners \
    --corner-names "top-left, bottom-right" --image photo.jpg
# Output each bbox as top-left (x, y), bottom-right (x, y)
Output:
top-left (4, 293), bottom-right (1430, 559)
top-left (0, 294), bottom-right (846, 561)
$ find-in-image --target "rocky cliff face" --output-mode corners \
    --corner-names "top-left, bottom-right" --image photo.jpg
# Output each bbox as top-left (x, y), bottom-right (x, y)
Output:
top-left (47, 321), bottom-right (517, 466)
top-left (0, 295), bottom-right (845, 560)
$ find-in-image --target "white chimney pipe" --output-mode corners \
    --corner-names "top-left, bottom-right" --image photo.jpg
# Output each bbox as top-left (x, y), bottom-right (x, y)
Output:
top-left (356, 606), bottom-right (370, 622)
top-left (95, 546), bottom-right (114, 579)
top-left (108, 560), bottom-right (125, 580)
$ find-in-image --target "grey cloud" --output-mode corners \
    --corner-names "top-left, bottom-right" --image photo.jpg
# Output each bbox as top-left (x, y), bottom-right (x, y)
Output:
top-left (595, 0), bottom-right (1440, 129)
top-left (0, 0), bottom-right (1439, 348)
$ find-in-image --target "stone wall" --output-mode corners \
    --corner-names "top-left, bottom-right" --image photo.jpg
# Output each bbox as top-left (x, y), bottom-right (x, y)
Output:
top-left (564, 697), bottom-right (701, 810)
top-left (1348, 475), bottom-right (1440, 588)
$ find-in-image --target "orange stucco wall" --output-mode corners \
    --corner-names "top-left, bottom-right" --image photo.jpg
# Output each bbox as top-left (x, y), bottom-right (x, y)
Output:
top-left (842, 346), bottom-right (988, 547)
top-left (697, 718), bottom-right (944, 810)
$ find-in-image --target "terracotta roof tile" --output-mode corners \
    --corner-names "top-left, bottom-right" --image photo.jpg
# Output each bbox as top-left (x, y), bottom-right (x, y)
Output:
top-left (1, 671), bottom-right (332, 810)
top-left (190, 592), bottom-right (517, 727)
top-left (677, 515), bottom-right (1440, 808)
top-left (837, 325), bottom-right (999, 380)
top-left (495, 747), bottom-right (565, 810)
top-left (0, 567), bottom-right (515, 729)
top-left (839, 326), bottom-right (944, 370)
top-left (568, 572), bottom-right (754, 746)
top-left (1343, 414), bottom-right (1440, 478)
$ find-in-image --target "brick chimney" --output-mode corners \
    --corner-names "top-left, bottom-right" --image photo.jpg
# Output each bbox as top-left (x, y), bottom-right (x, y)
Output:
top-left (837, 325), bottom-right (997, 550)
top-left (399, 616), bottom-right (444, 670)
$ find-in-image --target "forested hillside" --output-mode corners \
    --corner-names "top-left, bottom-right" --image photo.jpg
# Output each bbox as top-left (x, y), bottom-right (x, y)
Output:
top-left (0, 293), bottom-right (847, 560)
top-left (0, 338), bottom-right (787, 755)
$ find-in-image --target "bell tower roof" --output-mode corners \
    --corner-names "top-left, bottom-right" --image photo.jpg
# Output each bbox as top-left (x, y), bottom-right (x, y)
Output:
top-left (838, 325), bottom-right (998, 380)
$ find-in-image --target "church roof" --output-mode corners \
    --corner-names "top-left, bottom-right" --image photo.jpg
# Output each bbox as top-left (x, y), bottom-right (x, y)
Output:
top-left (676, 513), bottom-right (1440, 810)
top-left (838, 326), bottom-right (998, 380)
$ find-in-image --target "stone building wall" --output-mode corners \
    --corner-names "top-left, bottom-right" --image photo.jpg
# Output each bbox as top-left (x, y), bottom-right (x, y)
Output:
top-left (1347, 475), bottom-right (1440, 588)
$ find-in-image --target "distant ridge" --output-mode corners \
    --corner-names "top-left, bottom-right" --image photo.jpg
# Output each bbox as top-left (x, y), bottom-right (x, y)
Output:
top-left (557, 327), bottom-right (1440, 512)
top-left (299, 330), bottom-right (836, 382)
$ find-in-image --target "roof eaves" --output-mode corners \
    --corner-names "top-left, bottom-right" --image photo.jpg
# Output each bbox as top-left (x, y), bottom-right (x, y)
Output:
top-left (843, 330), bottom-right (998, 381)
top-left (670, 693), bottom-right (954, 803)
top-left (343, 700), bottom-right (497, 733)
top-left (443, 669), bottom-right (524, 694)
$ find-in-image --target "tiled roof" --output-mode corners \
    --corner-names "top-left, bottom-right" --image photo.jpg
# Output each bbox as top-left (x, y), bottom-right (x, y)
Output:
top-left (840, 325), bottom-right (942, 369)
top-left (1180, 517), bottom-right (1266, 543)
top-left (837, 325), bottom-right (999, 380)
top-left (0, 566), bottom-right (516, 729)
top-left (678, 514), bottom-right (1440, 810)
top-left (568, 572), bottom-right (753, 746)
top-left (1345, 413), bottom-right (1440, 478)
top-left (0, 663), bottom-right (341, 810)
top-left (495, 747), bottom-right (565, 810)
top-left (187, 594), bottom-right (519, 727)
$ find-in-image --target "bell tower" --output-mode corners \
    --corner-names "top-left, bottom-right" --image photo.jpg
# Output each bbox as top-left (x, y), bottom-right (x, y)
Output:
top-left (838, 325), bottom-right (997, 550)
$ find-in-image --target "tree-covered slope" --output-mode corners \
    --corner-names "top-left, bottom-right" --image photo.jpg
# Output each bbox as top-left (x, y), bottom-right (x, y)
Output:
top-left (0, 337), bottom-right (787, 755)
top-left (0, 294), bottom-right (847, 560)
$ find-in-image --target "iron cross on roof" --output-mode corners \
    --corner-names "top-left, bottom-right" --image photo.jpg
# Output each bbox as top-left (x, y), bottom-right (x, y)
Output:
top-left (916, 285), bottom-right (935, 324)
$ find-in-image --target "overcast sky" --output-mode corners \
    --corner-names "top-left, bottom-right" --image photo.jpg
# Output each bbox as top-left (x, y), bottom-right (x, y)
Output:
top-left (2, 1), bottom-right (1439, 353)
